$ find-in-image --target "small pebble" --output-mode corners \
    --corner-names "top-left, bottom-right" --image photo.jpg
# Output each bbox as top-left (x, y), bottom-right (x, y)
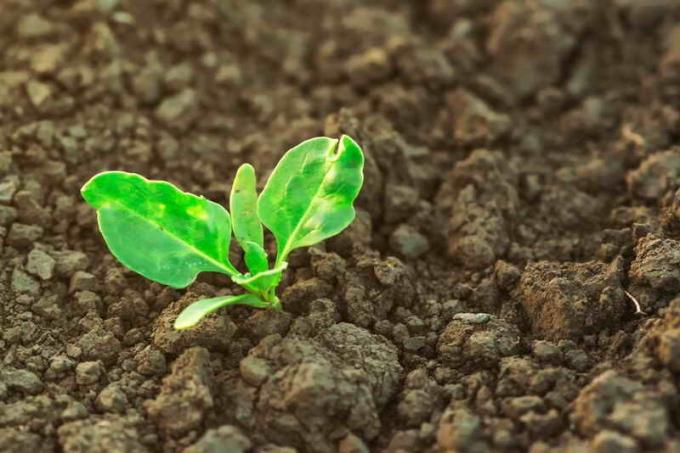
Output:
top-left (75, 361), bottom-right (103, 385)
top-left (452, 313), bottom-right (492, 324)
top-left (1, 368), bottom-right (43, 394)
top-left (239, 356), bottom-right (271, 386)
top-left (26, 248), bottom-right (56, 280)
top-left (96, 384), bottom-right (129, 413)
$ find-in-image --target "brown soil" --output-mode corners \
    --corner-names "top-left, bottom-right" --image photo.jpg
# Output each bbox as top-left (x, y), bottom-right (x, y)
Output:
top-left (2, 1), bottom-right (680, 452)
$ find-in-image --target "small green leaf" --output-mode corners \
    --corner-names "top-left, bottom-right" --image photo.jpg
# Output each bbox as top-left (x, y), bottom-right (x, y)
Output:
top-left (174, 293), bottom-right (268, 330)
top-left (230, 164), bottom-right (268, 275)
top-left (81, 171), bottom-right (239, 288)
top-left (241, 240), bottom-right (269, 275)
top-left (257, 135), bottom-right (364, 266)
top-left (232, 263), bottom-right (288, 293)
top-left (230, 163), bottom-right (264, 248)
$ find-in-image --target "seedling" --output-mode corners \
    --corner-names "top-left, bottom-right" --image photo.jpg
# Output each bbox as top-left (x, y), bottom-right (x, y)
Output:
top-left (81, 136), bottom-right (364, 329)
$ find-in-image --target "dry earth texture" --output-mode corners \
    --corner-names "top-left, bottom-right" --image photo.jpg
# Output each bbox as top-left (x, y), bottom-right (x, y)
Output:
top-left (1, 0), bottom-right (680, 452)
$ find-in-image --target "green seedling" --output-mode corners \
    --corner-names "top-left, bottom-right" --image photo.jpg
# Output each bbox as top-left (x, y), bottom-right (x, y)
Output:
top-left (81, 135), bottom-right (364, 330)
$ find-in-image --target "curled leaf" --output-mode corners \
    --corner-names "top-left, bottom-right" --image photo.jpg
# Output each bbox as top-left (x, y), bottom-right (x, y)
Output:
top-left (230, 163), bottom-right (269, 275)
top-left (230, 163), bottom-right (264, 249)
top-left (257, 135), bottom-right (364, 265)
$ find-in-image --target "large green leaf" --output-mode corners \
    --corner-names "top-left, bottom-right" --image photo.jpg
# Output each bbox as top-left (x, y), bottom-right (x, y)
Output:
top-left (81, 171), bottom-right (239, 288)
top-left (174, 293), bottom-right (268, 330)
top-left (257, 135), bottom-right (364, 266)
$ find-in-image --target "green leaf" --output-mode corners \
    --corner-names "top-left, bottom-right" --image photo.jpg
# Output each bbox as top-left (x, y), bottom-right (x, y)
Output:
top-left (230, 163), bottom-right (264, 248)
top-left (174, 293), bottom-right (268, 330)
top-left (241, 240), bottom-right (269, 275)
top-left (81, 171), bottom-right (239, 288)
top-left (257, 135), bottom-right (364, 266)
top-left (230, 163), bottom-right (268, 275)
top-left (232, 263), bottom-right (288, 293)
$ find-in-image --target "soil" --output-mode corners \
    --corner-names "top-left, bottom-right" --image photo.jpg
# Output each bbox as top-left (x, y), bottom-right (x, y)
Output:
top-left (1, 1), bottom-right (680, 452)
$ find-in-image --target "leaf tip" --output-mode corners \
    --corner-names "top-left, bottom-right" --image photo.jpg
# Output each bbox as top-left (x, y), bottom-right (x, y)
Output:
top-left (235, 163), bottom-right (256, 182)
top-left (80, 171), bottom-right (138, 207)
top-left (80, 173), bottom-right (100, 205)
top-left (173, 312), bottom-right (197, 330)
top-left (338, 135), bottom-right (364, 163)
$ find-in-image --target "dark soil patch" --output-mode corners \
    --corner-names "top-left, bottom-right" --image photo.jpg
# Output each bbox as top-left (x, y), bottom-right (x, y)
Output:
top-left (2, 1), bottom-right (680, 452)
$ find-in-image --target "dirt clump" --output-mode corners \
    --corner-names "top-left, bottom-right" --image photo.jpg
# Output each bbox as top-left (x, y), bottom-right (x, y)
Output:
top-left (145, 347), bottom-right (214, 438)
top-left (58, 416), bottom-right (148, 453)
top-left (518, 259), bottom-right (627, 340)
top-left (437, 315), bottom-right (521, 369)
top-left (228, 322), bottom-right (402, 453)
top-left (438, 149), bottom-right (519, 269)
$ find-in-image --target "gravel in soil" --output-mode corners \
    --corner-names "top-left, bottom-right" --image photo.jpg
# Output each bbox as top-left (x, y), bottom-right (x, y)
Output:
top-left (1, 1), bottom-right (680, 452)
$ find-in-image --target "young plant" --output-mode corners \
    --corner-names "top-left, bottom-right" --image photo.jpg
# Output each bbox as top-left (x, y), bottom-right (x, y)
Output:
top-left (81, 135), bottom-right (364, 330)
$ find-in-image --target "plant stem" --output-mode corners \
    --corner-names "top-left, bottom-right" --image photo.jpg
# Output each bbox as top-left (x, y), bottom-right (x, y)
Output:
top-left (270, 295), bottom-right (282, 310)
top-left (263, 287), bottom-right (281, 310)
